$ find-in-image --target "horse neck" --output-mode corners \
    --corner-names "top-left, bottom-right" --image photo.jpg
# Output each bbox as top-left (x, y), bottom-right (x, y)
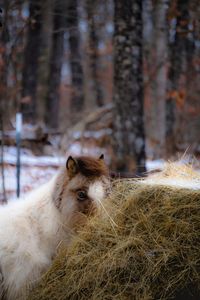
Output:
top-left (30, 169), bottom-right (74, 248)
top-left (25, 175), bottom-right (64, 243)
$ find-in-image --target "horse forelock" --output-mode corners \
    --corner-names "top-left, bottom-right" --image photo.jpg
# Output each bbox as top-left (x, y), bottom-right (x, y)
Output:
top-left (76, 156), bottom-right (109, 179)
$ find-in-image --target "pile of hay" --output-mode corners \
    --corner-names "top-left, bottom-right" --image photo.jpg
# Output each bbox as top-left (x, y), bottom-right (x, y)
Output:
top-left (29, 166), bottom-right (200, 300)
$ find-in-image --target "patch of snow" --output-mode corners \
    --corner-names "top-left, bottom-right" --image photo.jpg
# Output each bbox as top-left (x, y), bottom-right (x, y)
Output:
top-left (3, 146), bottom-right (65, 167)
top-left (146, 159), bottom-right (165, 171)
top-left (72, 129), bottom-right (112, 140)
top-left (1, 145), bottom-right (108, 201)
top-left (67, 143), bottom-right (82, 156)
top-left (0, 164), bottom-right (57, 201)
top-left (67, 142), bottom-right (108, 159)
top-left (145, 157), bottom-right (199, 173)
top-left (143, 177), bottom-right (200, 190)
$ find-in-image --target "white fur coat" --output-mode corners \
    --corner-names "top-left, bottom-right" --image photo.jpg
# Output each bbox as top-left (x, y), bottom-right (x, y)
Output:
top-left (0, 175), bottom-right (65, 300)
top-left (0, 155), bottom-right (107, 300)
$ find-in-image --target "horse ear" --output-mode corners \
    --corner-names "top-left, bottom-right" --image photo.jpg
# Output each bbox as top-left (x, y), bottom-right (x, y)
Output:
top-left (99, 154), bottom-right (104, 160)
top-left (66, 156), bottom-right (79, 178)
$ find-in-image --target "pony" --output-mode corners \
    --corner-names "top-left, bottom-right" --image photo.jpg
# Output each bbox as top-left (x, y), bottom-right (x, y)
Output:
top-left (0, 155), bottom-right (109, 300)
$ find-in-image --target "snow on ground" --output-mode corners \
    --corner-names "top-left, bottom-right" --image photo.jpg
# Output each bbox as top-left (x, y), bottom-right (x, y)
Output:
top-left (3, 146), bottom-right (66, 167)
top-left (1, 147), bottom-right (64, 201)
top-left (1, 145), bottom-right (197, 202)
top-left (1, 164), bottom-right (57, 200)
top-left (72, 129), bottom-right (112, 140)
top-left (0, 144), bottom-right (110, 201)
top-left (144, 176), bottom-right (200, 190)
top-left (146, 159), bottom-right (165, 171)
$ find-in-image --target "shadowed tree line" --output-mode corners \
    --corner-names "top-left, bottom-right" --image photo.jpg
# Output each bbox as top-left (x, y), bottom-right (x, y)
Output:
top-left (0, 0), bottom-right (200, 180)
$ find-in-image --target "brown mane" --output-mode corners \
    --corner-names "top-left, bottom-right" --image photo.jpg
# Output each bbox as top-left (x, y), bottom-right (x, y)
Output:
top-left (76, 156), bottom-right (109, 178)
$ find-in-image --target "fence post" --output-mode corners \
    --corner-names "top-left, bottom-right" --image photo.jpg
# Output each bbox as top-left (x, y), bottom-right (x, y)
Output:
top-left (0, 115), bottom-right (7, 204)
top-left (16, 113), bottom-right (22, 198)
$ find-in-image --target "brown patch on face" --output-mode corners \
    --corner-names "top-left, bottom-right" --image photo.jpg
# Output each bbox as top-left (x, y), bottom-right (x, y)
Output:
top-left (70, 187), bottom-right (96, 215)
top-left (75, 156), bottom-right (109, 179)
top-left (68, 187), bottom-right (96, 231)
top-left (76, 197), bottom-right (96, 215)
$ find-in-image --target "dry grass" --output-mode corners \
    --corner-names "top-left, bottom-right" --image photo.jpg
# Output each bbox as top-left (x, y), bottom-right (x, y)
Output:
top-left (29, 175), bottom-right (200, 300)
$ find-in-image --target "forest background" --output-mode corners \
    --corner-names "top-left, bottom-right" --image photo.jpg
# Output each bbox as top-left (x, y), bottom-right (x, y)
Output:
top-left (0, 0), bottom-right (200, 202)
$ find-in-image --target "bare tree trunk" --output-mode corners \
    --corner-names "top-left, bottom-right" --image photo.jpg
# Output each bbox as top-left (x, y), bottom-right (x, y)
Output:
top-left (36, 0), bottom-right (53, 124)
top-left (0, 0), bottom-right (8, 112)
top-left (86, 0), bottom-right (103, 107)
top-left (150, 0), bottom-right (168, 158)
top-left (0, 2), bottom-right (8, 204)
top-left (21, 0), bottom-right (42, 124)
top-left (174, 0), bottom-right (198, 151)
top-left (166, 0), bottom-right (189, 157)
top-left (112, 0), bottom-right (146, 175)
top-left (67, 0), bottom-right (84, 123)
top-left (45, 0), bottom-right (66, 129)
top-left (185, 0), bottom-right (200, 149)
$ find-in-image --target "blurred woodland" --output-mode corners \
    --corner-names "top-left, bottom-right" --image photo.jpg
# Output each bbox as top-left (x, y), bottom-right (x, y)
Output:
top-left (1, 0), bottom-right (200, 200)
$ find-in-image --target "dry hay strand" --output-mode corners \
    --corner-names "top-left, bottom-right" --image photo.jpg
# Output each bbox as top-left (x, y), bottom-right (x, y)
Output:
top-left (29, 177), bottom-right (200, 300)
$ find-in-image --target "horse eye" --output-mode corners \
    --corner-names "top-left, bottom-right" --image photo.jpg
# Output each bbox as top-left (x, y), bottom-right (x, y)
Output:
top-left (77, 190), bottom-right (87, 201)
